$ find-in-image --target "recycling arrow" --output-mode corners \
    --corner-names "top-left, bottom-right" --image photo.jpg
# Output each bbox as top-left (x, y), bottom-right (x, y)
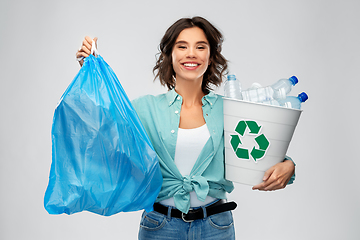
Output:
top-left (230, 120), bottom-right (270, 162)
top-left (230, 134), bottom-right (249, 159)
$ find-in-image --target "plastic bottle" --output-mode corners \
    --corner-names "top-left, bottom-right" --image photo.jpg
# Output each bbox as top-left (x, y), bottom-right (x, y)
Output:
top-left (242, 82), bottom-right (275, 103)
top-left (224, 74), bottom-right (242, 100)
top-left (278, 92), bottom-right (308, 109)
top-left (241, 86), bottom-right (275, 103)
top-left (246, 82), bottom-right (262, 91)
top-left (240, 76), bottom-right (299, 103)
top-left (261, 99), bottom-right (280, 106)
top-left (270, 76), bottom-right (299, 100)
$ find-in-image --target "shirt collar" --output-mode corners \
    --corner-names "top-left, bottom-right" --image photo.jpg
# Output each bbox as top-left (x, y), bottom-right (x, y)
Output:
top-left (165, 89), bottom-right (218, 108)
top-left (201, 91), bottom-right (218, 108)
top-left (166, 88), bottom-right (181, 106)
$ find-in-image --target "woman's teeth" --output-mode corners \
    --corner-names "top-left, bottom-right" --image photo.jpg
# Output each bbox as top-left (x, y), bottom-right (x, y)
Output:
top-left (183, 63), bottom-right (198, 67)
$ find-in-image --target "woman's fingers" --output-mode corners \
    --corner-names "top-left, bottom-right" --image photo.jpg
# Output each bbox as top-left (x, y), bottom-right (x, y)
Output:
top-left (252, 167), bottom-right (274, 190)
top-left (76, 51), bottom-right (89, 59)
top-left (84, 36), bottom-right (93, 46)
top-left (76, 48), bottom-right (88, 67)
top-left (77, 36), bottom-right (98, 67)
top-left (82, 37), bottom-right (92, 51)
top-left (81, 36), bottom-right (98, 54)
top-left (81, 45), bottom-right (91, 55)
top-left (252, 161), bottom-right (294, 191)
top-left (263, 179), bottom-right (286, 191)
top-left (84, 36), bottom-right (98, 49)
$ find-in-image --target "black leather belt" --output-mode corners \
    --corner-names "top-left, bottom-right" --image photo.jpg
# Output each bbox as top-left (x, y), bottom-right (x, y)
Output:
top-left (153, 200), bottom-right (237, 222)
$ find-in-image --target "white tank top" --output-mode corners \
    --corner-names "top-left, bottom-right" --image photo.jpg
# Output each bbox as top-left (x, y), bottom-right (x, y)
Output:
top-left (160, 124), bottom-right (217, 207)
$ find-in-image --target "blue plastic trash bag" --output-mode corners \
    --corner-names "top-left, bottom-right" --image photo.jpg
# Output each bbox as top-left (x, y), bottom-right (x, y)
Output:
top-left (44, 54), bottom-right (162, 216)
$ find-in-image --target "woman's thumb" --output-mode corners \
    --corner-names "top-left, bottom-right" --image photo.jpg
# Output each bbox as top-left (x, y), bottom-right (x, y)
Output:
top-left (262, 168), bottom-right (272, 181)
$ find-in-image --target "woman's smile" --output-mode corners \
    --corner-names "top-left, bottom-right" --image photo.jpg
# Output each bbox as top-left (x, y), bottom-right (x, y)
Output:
top-left (182, 62), bottom-right (201, 70)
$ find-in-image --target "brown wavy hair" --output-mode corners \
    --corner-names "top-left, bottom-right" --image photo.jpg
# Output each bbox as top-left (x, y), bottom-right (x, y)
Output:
top-left (153, 16), bottom-right (228, 94)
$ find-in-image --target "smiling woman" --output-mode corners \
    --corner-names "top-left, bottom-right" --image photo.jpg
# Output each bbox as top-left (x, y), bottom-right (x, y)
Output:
top-left (75, 16), bottom-right (296, 240)
top-left (134, 17), bottom-right (239, 240)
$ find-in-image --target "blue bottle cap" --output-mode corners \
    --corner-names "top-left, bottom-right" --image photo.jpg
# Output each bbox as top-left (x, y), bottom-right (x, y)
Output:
top-left (227, 74), bottom-right (236, 81)
top-left (298, 92), bottom-right (308, 102)
top-left (289, 76), bottom-right (298, 85)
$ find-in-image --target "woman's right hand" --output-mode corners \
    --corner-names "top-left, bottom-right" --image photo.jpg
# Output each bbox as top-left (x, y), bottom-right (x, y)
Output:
top-left (76, 36), bottom-right (98, 67)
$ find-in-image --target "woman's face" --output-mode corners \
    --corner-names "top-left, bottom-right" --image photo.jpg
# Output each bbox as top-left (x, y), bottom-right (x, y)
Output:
top-left (171, 27), bottom-right (210, 84)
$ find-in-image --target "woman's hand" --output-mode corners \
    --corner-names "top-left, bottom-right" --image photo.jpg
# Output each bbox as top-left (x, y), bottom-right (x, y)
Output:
top-left (76, 36), bottom-right (98, 67)
top-left (252, 160), bottom-right (295, 191)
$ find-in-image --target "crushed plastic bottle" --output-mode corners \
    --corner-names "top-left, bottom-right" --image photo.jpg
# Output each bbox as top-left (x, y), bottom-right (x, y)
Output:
top-left (246, 82), bottom-right (262, 90)
top-left (241, 86), bottom-right (275, 103)
top-left (261, 98), bottom-right (280, 106)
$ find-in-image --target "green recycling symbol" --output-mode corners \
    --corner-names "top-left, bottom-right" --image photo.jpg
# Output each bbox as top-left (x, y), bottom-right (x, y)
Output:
top-left (230, 120), bottom-right (270, 162)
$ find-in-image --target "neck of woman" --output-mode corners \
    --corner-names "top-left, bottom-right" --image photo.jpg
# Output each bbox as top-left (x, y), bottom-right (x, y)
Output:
top-left (175, 79), bottom-right (205, 108)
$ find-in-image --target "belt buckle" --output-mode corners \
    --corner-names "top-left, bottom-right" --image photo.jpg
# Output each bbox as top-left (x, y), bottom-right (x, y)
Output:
top-left (181, 212), bottom-right (194, 223)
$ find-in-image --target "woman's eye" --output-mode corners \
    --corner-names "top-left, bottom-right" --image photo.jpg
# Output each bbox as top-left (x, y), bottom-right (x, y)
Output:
top-left (197, 46), bottom-right (206, 49)
top-left (178, 46), bottom-right (186, 49)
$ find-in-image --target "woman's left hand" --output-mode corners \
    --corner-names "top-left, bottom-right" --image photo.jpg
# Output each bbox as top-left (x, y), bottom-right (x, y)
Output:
top-left (252, 160), bottom-right (295, 191)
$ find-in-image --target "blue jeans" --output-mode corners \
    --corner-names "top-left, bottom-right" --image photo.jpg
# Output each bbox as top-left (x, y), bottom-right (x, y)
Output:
top-left (138, 201), bottom-right (235, 240)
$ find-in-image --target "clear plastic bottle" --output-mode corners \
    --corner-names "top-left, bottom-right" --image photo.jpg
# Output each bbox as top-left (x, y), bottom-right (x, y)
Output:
top-left (261, 98), bottom-right (280, 106)
top-left (224, 74), bottom-right (242, 100)
top-left (240, 76), bottom-right (299, 103)
top-left (246, 82), bottom-right (262, 91)
top-left (278, 92), bottom-right (308, 109)
top-left (270, 76), bottom-right (299, 100)
top-left (241, 86), bottom-right (275, 103)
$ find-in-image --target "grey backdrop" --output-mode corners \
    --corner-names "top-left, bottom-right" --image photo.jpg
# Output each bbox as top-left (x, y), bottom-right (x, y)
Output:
top-left (1, 0), bottom-right (359, 239)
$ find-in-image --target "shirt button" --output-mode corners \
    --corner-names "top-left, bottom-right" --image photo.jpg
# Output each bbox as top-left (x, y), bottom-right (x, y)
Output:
top-left (210, 102), bottom-right (213, 105)
top-left (171, 130), bottom-right (175, 133)
top-left (175, 110), bottom-right (179, 114)
top-left (177, 96), bottom-right (181, 100)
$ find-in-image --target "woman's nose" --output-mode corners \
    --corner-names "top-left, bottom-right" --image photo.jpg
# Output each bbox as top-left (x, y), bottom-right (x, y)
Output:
top-left (186, 47), bottom-right (196, 58)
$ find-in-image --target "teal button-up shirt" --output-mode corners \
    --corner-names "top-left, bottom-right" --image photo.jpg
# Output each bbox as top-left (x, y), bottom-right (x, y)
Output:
top-left (132, 89), bottom-right (234, 213)
top-left (132, 89), bottom-right (295, 214)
